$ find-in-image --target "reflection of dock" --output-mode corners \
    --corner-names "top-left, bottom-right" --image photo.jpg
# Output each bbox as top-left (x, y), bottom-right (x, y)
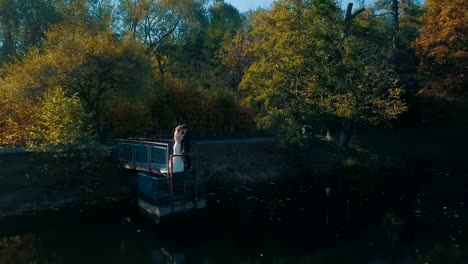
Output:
top-left (109, 139), bottom-right (206, 219)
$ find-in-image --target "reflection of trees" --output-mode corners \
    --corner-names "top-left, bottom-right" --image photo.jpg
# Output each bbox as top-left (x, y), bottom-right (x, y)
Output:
top-left (151, 247), bottom-right (185, 264)
top-left (0, 235), bottom-right (44, 263)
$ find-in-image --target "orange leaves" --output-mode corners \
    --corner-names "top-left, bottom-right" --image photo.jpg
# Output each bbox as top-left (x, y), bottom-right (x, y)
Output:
top-left (415, 0), bottom-right (468, 97)
top-left (416, 0), bottom-right (468, 63)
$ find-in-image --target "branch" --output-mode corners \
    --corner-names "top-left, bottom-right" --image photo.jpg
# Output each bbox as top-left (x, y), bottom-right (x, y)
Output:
top-left (146, 17), bottom-right (181, 52)
top-left (345, 3), bottom-right (353, 21)
top-left (375, 0), bottom-right (393, 9)
top-left (373, 12), bottom-right (395, 17)
top-left (351, 8), bottom-right (366, 20)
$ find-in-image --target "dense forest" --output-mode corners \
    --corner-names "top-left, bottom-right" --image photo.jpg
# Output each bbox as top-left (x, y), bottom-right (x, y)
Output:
top-left (0, 0), bottom-right (466, 151)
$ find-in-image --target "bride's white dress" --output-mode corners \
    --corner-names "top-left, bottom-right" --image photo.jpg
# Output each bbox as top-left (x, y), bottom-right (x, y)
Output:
top-left (171, 141), bottom-right (184, 173)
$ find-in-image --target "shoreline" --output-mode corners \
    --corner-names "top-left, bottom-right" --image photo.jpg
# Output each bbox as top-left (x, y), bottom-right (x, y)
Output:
top-left (1, 129), bottom-right (467, 218)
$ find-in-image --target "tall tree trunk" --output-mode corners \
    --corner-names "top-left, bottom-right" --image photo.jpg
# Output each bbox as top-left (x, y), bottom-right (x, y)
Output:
top-left (326, 3), bottom-right (363, 151)
top-left (391, 0), bottom-right (400, 68)
top-left (326, 123), bottom-right (349, 151)
top-left (1, 17), bottom-right (15, 57)
top-left (343, 124), bottom-right (353, 149)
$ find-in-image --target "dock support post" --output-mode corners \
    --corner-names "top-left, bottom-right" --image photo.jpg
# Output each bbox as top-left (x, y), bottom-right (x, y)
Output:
top-left (193, 172), bottom-right (198, 208)
top-left (147, 144), bottom-right (151, 172)
top-left (131, 143), bottom-right (135, 169)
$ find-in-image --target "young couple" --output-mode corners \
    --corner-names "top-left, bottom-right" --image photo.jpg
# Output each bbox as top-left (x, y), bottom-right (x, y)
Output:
top-left (171, 124), bottom-right (192, 173)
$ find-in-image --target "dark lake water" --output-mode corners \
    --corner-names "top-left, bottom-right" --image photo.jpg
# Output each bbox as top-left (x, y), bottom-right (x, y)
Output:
top-left (1, 168), bottom-right (467, 263)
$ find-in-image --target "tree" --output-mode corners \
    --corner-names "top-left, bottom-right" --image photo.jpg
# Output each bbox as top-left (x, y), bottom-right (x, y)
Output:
top-left (0, 23), bottom-right (153, 145)
top-left (117, 0), bottom-right (208, 80)
top-left (0, 0), bottom-right (62, 59)
top-left (205, 1), bottom-right (242, 53)
top-left (241, 0), bottom-right (407, 148)
top-left (415, 0), bottom-right (468, 100)
top-left (0, 0), bottom-right (17, 57)
top-left (219, 30), bottom-right (254, 90)
top-left (375, 0), bottom-right (401, 60)
top-left (27, 86), bottom-right (94, 151)
top-left (117, 0), bottom-right (150, 37)
top-left (372, 0), bottom-right (423, 92)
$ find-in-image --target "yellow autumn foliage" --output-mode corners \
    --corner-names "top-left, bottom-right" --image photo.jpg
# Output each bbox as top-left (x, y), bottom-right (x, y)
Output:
top-left (415, 0), bottom-right (468, 98)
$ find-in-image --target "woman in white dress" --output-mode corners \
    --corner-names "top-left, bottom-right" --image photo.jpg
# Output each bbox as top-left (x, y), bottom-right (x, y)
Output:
top-left (170, 125), bottom-right (185, 173)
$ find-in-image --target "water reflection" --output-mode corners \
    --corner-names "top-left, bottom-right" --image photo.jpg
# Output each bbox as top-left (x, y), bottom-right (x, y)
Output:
top-left (0, 221), bottom-right (467, 264)
top-left (3, 230), bottom-right (465, 264)
top-left (0, 235), bottom-right (41, 264)
top-left (1, 168), bottom-right (468, 263)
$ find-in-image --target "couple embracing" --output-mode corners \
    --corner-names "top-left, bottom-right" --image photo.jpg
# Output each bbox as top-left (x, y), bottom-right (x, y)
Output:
top-left (171, 124), bottom-right (192, 173)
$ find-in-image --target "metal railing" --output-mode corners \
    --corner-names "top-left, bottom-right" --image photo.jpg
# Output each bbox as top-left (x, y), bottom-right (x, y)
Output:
top-left (110, 138), bottom-right (205, 209)
top-left (109, 139), bottom-right (172, 175)
top-left (137, 172), bottom-right (205, 206)
top-left (109, 138), bottom-right (198, 177)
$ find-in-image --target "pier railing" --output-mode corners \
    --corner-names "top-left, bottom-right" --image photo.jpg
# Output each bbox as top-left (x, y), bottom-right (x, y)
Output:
top-left (109, 138), bottom-right (199, 176)
top-left (109, 138), bottom-right (205, 209)
top-left (109, 139), bottom-right (172, 175)
top-left (136, 172), bottom-right (205, 206)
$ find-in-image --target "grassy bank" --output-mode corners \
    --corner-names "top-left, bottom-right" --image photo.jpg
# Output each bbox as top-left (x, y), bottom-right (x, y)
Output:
top-left (0, 150), bottom-right (132, 217)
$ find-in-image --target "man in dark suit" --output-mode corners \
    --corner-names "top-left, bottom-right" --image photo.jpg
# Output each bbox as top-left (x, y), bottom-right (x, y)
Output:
top-left (180, 124), bottom-right (192, 170)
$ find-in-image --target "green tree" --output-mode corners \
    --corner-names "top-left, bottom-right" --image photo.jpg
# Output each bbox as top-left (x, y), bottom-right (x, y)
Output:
top-left (117, 0), bottom-right (207, 80)
top-left (27, 86), bottom-right (94, 151)
top-left (0, 0), bottom-right (62, 59)
top-left (241, 0), bottom-right (407, 148)
top-left (219, 30), bottom-right (254, 90)
top-left (117, 0), bottom-right (150, 37)
top-left (372, 0), bottom-right (423, 94)
top-left (0, 0), bottom-right (18, 57)
top-left (205, 1), bottom-right (242, 53)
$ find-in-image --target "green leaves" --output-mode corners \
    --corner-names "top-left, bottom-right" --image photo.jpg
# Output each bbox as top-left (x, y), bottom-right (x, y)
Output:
top-left (240, 0), bottom-right (408, 145)
top-left (27, 86), bottom-right (95, 151)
